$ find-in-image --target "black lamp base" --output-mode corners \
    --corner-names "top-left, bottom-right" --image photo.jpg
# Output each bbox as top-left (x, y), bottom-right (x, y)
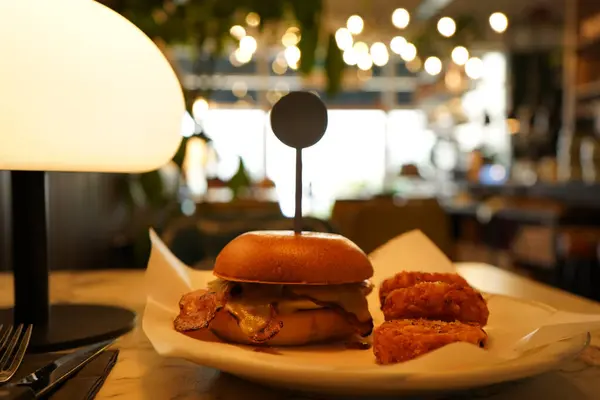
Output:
top-left (0, 304), bottom-right (136, 353)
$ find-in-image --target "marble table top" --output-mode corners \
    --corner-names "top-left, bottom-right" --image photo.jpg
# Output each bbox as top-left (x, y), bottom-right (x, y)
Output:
top-left (1, 263), bottom-right (599, 400)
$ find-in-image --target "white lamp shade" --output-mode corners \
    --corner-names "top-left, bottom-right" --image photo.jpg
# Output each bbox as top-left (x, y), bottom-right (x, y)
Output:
top-left (0, 0), bottom-right (185, 173)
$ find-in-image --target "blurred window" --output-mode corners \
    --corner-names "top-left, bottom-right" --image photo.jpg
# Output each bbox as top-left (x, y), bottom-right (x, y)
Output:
top-left (202, 109), bottom-right (266, 181)
top-left (266, 110), bottom-right (387, 217)
top-left (386, 110), bottom-right (436, 170)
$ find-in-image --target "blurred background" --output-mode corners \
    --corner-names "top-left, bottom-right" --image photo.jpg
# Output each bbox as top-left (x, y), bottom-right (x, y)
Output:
top-left (2, 0), bottom-right (600, 301)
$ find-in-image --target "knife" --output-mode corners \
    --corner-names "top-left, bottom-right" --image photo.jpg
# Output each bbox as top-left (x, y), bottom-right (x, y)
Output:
top-left (0, 339), bottom-right (114, 399)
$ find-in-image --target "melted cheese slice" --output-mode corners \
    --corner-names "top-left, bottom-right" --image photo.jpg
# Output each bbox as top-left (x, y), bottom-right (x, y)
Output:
top-left (288, 284), bottom-right (371, 322)
top-left (276, 299), bottom-right (323, 314)
top-left (224, 299), bottom-right (274, 337)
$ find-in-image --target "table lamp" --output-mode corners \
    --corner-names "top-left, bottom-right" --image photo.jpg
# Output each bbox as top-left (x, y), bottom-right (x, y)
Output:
top-left (0, 0), bottom-right (185, 352)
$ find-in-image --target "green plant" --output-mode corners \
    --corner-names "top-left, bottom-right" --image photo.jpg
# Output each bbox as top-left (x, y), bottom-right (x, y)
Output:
top-left (100, 0), bottom-right (344, 99)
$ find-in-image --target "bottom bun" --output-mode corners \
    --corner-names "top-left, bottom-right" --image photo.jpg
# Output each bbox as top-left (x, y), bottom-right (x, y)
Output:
top-left (209, 308), bottom-right (356, 346)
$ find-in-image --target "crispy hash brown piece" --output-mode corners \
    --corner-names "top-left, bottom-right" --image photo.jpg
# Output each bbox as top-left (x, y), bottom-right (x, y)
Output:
top-left (379, 271), bottom-right (470, 306)
top-left (373, 319), bottom-right (488, 364)
top-left (382, 282), bottom-right (489, 326)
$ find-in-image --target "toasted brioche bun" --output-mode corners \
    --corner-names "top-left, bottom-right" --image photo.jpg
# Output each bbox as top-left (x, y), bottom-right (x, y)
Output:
top-left (206, 308), bottom-right (355, 346)
top-left (213, 230), bottom-right (373, 284)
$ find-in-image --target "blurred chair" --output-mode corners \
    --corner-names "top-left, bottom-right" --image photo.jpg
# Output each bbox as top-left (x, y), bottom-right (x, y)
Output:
top-left (195, 200), bottom-right (283, 221)
top-left (338, 197), bottom-right (451, 256)
top-left (555, 226), bottom-right (600, 300)
top-left (161, 213), bottom-right (336, 269)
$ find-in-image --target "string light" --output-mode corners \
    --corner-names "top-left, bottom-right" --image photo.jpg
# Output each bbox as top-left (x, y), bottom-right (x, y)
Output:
top-left (437, 17), bottom-right (456, 37)
top-left (370, 42), bottom-right (389, 66)
top-left (424, 56), bottom-right (442, 76)
top-left (357, 53), bottom-right (373, 71)
top-left (400, 42), bottom-right (417, 62)
top-left (284, 45), bottom-right (301, 65)
top-left (445, 68), bottom-right (463, 91)
top-left (239, 36), bottom-right (257, 54)
top-left (390, 36), bottom-right (407, 55)
top-left (282, 32), bottom-right (299, 47)
top-left (192, 97), bottom-right (209, 122)
top-left (489, 12), bottom-right (509, 33)
top-left (343, 49), bottom-right (357, 65)
top-left (272, 59), bottom-right (287, 75)
top-left (335, 28), bottom-right (354, 51)
top-left (234, 48), bottom-right (252, 64)
top-left (406, 56), bottom-right (422, 73)
top-left (246, 12), bottom-right (260, 27)
top-left (229, 25), bottom-right (246, 40)
top-left (229, 51), bottom-right (242, 67)
top-left (465, 57), bottom-right (484, 79)
top-left (353, 41), bottom-right (369, 55)
top-left (392, 8), bottom-right (410, 29)
top-left (451, 46), bottom-right (469, 65)
top-left (347, 15), bottom-right (364, 35)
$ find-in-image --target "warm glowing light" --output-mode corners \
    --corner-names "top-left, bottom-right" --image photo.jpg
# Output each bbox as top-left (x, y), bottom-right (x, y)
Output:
top-left (445, 68), bottom-right (463, 91)
top-left (343, 49), bottom-right (357, 65)
top-left (406, 56), bottom-right (422, 73)
top-left (272, 59), bottom-right (287, 75)
top-left (0, 0), bottom-right (185, 172)
top-left (400, 42), bottom-right (417, 61)
top-left (192, 97), bottom-right (209, 122)
top-left (390, 36), bottom-right (407, 55)
top-left (437, 17), bottom-right (456, 37)
top-left (229, 25), bottom-right (246, 39)
top-left (465, 57), bottom-right (484, 79)
top-left (284, 45), bottom-right (301, 65)
top-left (370, 42), bottom-right (389, 67)
top-left (392, 8), bottom-right (410, 29)
top-left (357, 53), bottom-right (373, 71)
top-left (239, 35), bottom-right (257, 54)
top-left (229, 51), bottom-right (242, 67)
top-left (282, 31), bottom-right (300, 47)
top-left (246, 12), bottom-right (260, 27)
top-left (353, 41), bottom-right (369, 54)
top-left (489, 12), bottom-right (509, 33)
top-left (335, 28), bottom-right (354, 50)
top-left (234, 48), bottom-right (252, 64)
top-left (451, 46), bottom-right (469, 65)
top-left (424, 56), bottom-right (442, 76)
top-left (232, 81), bottom-right (248, 98)
top-left (347, 15), bottom-right (364, 35)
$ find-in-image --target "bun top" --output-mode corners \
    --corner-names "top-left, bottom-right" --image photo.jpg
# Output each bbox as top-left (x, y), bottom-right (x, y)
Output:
top-left (213, 231), bottom-right (373, 284)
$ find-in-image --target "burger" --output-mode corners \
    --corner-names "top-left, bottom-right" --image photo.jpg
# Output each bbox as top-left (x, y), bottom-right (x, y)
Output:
top-left (173, 230), bottom-right (374, 346)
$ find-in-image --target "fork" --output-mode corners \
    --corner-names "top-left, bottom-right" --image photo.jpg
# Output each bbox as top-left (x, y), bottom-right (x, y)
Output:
top-left (0, 324), bottom-right (33, 384)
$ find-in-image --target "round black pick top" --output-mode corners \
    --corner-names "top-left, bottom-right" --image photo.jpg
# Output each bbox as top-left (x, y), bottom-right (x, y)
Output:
top-left (270, 91), bottom-right (329, 234)
top-left (270, 91), bottom-right (328, 149)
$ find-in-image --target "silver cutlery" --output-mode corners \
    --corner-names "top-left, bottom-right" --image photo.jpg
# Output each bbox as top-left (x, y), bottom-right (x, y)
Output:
top-left (0, 339), bottom-right (113, 399)
top-left (0, 325), bottom-right (32, 384)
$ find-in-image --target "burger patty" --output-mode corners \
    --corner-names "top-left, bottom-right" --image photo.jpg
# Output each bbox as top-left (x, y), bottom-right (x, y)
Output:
top-left (174, 279), bottom-right (374, 343)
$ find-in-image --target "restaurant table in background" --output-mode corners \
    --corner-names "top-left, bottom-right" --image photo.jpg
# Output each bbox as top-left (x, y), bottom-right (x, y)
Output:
top-left (1, 265), bottom-right (598, 400)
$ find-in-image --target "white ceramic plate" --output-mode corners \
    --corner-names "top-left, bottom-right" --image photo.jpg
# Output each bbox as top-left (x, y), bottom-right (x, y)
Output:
top-left (143, 292), bottom-right (589, 397)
